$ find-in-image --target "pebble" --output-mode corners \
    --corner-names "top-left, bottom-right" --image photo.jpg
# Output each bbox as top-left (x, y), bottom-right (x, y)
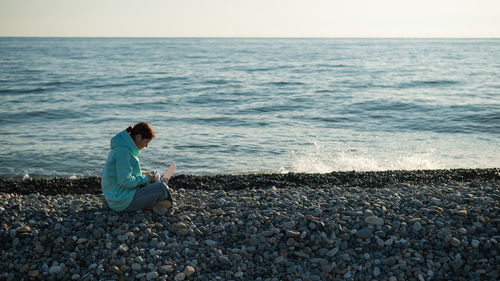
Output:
top-left (28, 270), bottom-right (39, 278)
top-left (205, 239), bottom-right (217, 247)
top-left (412, 221), bottom-right (422, 232)
top-left (365, 216), bottom-right (384, 226)
top-left (471, 239), bottom-right (480, 248)
top-left (49, 265), bottom-right (61, 274)
top-left (450, 237), bottom-right (461, 247)
top-left (183, 266), bottom-right (195, 277)
top-left (131, 263), bottom-right (142, 271)
top-left (327, 247), bottom-right (339, 257)
top-left (356, 227), bottom-right (373, 239)
top-left (281, 221), bottom-right (295, 230)
top-left (274, 256), bottom-right (285, 264)
top-left (175, 272), bottom-right (186, 281)
top-left (373, 266), bottom-right (381, 277)
top-left (146, 272), bottom-right (158, 280)
top-left (159, 265), bottom-right (174, 274)
top-left (0, 170), bottom-right (498, 281)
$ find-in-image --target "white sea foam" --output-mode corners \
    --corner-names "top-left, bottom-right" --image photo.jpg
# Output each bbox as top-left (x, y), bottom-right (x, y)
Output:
top-left (282, 140), bottom-right (444, 173)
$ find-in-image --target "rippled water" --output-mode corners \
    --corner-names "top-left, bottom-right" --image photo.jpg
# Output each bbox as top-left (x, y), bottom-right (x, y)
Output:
top-left (0, 38), bottom-right (499, 177)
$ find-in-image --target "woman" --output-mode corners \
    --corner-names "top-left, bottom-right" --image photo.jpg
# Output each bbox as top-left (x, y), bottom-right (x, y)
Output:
top-left (102, 122), bottom-right (173, 215)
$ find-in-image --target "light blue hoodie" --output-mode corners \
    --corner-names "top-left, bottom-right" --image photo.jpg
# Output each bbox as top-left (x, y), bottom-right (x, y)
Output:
top-left (101, 130), bottom-right (150, 211)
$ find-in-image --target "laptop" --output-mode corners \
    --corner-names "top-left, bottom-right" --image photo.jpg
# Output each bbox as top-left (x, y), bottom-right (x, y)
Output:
top-left (160, 161), bottom-right (176, 183)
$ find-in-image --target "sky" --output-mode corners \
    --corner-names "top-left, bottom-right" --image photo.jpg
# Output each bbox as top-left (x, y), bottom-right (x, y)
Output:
top-left (0, 0), bottom-right (499, 37)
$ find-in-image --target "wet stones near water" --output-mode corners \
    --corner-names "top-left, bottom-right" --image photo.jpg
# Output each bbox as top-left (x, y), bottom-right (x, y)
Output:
top-left (1, 168), bottom-right (498, 195)
top-left (1, 169), bottom-right (499, 280)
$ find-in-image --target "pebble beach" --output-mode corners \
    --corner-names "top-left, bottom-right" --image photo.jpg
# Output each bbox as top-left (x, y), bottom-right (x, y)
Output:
top-left (1, 169), bottom-right (499, 281)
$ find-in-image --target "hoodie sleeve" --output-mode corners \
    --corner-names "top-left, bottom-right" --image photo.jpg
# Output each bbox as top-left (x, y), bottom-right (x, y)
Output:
top-left (114, 148), bottom-right (149, 189)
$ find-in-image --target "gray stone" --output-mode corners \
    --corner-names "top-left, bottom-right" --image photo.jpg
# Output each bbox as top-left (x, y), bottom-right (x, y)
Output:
top-left (49, 265), bottom-right (62, 274)
top-left (175, 272), bottom-right (186, 281)
top-left (249, 238), bottom-right (260, 247)
top-left (458, 227), bottom-right (467, 235)
top-left (281, 221), bottom-right (295, 230)
top-left (471, 239), bottom-right (480, 248)
top-left (218, 255), bottom-right (231, 265)
top-left (308, 274), bottom-right (321, 281)
top-left (321, 264), bottom-right (334, 273)
top-left (159, 265), bottom-right (174, 274)
top-left (327, 247), bottom-right (339, 257)
top-left (294, 251), bottom-right (310, 258)
top-left (274, 256), bottom-right (285, 264)
top-left (365, 216), bottom-right (384, 226)
top-left (117, 233), bottom-right (128, 242)
top-left (131, 263), bottom-right (142, 271)
top-left (383, 257), bottom-right (396, 266)
top-left (450, 237), bottom-right (461, 247)
top-left (184, 266), bottom-right (195, 277)
top-left (413, 222), bottom-right (422, 232)
top-left (205, 239), bottom-right (217, 247)
top-left (146, 271), bottom-right (158, 280)
top-left (356, 227), bottom-right (373, 239)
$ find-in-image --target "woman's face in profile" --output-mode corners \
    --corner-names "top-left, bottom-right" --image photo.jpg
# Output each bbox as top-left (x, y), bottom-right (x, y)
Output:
top-left (134, 135), bottom-right (152, 150)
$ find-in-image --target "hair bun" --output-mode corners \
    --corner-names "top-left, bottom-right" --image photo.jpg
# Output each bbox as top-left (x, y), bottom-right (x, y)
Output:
top-left (126, 126), bottom-right (133, 133)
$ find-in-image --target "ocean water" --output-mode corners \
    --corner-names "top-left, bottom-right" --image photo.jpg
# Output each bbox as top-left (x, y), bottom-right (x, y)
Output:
top-left (0, 38), bottom-right (499, 178)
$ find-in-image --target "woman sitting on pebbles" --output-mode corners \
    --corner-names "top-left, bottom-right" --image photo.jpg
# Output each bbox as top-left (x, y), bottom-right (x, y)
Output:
top-left (101, 122), bottom-right (173, 215)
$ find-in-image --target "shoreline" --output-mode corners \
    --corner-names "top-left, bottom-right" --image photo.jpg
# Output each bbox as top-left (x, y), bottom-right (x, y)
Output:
top-left (1, 168), bottom-right (499, 280)
top-left (0, 168), bottom-right (498, 195)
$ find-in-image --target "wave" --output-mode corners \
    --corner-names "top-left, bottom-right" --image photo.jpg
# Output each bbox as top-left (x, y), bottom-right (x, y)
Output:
top-left (398, 80), bottom-right (459, 88)
top-left (170, 116), bottom-right (262, 127)
top-left (205, 79), bottom-right (236, 85)
top-left (346, 100), bottom-right (429, 113)
top-left (242, 65), bottom-right (295, 72)
top-left (265, 81), bottom-right (306, 86)
top-left (0, 108), bottom-right (88, 123)
top-left (315, 63), bottom-right (348, 68)
top-left (237, 104), bottom-right (308, 114)
top-left (0, 87), bottom-right (48, 95)
top-left (281, 141), bottom-right (445, 173)
top-left (154, 76), bottom-right (189, 83)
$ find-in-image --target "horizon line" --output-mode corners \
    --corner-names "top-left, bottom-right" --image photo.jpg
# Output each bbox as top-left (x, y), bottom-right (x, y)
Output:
top-left (1, 36), bottom-right (499, 39)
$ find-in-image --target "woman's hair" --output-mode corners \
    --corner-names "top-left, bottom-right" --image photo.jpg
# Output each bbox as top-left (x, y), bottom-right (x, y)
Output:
top-left (126, 122), bottom-right (155, 139)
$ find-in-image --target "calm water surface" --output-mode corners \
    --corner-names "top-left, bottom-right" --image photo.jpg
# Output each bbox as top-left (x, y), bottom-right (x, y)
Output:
top-left (0, 38), bottom-right (499, 178)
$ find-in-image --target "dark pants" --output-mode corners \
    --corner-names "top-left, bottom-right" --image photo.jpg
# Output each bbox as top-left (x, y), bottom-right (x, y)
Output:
top-left (122, 181), bottom-right (173, 212)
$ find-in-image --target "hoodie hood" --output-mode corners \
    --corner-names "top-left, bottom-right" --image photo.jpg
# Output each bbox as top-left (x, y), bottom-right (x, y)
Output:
top-left (110, 130), bottom-right (140, 156)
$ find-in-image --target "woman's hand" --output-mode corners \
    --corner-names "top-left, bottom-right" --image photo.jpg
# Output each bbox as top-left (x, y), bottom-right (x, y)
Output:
top-left (147, 173), bottom-right (156, 184)
top-left (143, 172), bottom-right (156, 184)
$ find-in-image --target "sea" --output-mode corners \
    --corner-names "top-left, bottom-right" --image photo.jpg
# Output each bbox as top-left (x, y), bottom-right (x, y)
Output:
top-left (0, 38), bottom-right (499, 178)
